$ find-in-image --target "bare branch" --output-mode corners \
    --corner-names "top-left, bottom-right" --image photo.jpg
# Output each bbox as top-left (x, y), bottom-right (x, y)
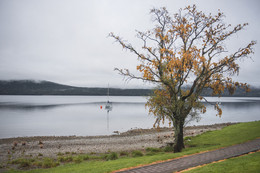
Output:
top-left (114, 68), bottom-right (161, 83)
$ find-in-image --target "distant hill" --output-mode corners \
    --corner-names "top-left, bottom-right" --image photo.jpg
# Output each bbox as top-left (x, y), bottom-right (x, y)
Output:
top-left (0, 80), bottom-right (260, 96)
top-left (0, 80), bottom-right (152, 96)
top-left (200, 86), bottom-right (260, 97)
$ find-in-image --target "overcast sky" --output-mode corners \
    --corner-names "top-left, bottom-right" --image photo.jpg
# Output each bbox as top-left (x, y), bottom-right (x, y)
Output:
top-left (0, 0), bottom-right (259, 88)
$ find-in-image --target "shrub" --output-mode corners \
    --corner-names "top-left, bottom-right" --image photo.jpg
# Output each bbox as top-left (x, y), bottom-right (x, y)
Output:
top-left (65, 156), bottom-right (73, 162)
top-left (58, 156), bottom-right (65, 162)
top-left (57, 152), bottom-right (64, 156)
top-left (73, 156), bottom-right (83, 164)
top-left (42, 158), bottom-right (59, 168)
top-left (42, 158), bottom-right (53, 168)
top-left (145, 147), bottom-right (161, 153)
top-left (11, 158), bottom-right (34, 168)
top-left (19, 159), bottom-right (31, 168)
top-left (82, 155), bottom-right (90, 160)
top-left (33, 161), bottom-right (42, 167)
top-left (131, 150), bottom-right (143, 157)
top-left (11, 159), bottom-right (19, 164)
top-left (106, 152), bottom-right (118, 160)
top-left (163, 146), bottom-right (174, 152)
top-left (119, 151), bottom-right (129, 157)
top-left (58, 156), bottom-right (73, 162)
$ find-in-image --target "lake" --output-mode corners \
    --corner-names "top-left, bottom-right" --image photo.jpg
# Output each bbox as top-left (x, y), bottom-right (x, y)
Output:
top-left (0, 95), bottom-right (260, 139)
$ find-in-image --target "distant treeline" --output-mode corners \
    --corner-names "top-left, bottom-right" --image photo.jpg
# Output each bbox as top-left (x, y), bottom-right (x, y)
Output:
top-left (0, 80), bottom-right (260, 97)
top-left (0, 80), bottom-right (151, 96)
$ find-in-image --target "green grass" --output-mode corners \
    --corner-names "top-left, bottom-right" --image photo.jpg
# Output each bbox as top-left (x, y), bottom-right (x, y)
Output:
top-left (184, 151), bottom-right (260, 173)
top-left (184, 120), bottom-right (260, 152)
top-left (4, 121), bottom-right (260, 173)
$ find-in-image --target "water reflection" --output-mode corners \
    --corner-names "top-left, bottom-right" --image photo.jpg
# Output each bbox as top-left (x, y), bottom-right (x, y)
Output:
top-left (0, 101), bottom-right (145, 111)
top-left (0, 96), bottom-right (260, 138)
top-left (0, 102), bottom-right (107, 111)
top-left (204, 101), bottom-right (260, 109)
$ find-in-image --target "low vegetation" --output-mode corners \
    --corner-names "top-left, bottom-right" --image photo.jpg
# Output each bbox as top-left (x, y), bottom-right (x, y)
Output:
top-left (2, 121), bottom-right (260, 173)
top-left (131, 150), bottom-right (144, 157)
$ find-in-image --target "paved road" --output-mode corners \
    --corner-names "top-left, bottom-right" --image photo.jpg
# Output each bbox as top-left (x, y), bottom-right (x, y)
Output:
top-left (117, 138), bottom-right (260, 173)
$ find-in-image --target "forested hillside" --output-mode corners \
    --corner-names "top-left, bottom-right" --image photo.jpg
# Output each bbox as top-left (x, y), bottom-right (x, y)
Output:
top-left (0, 80), bottom-right (260, 96)
top-left (0, 80), bottom-right (152, 96)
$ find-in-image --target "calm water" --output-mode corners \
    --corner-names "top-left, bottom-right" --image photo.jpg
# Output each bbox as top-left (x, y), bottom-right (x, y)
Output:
top-left (0, 95), bottom-right (260, 138)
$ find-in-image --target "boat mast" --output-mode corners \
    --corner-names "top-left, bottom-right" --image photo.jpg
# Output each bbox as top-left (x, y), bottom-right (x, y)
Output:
top-left (107, 83), bottom-right (109, 102)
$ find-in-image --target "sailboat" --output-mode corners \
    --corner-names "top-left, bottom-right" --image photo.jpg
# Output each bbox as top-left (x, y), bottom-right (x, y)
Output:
top-left (105, 84), bottom-right (112, 112)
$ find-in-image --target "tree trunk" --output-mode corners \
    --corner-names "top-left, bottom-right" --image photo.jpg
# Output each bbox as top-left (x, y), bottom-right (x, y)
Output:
top-left (173, 120), bottom-right (185, 152)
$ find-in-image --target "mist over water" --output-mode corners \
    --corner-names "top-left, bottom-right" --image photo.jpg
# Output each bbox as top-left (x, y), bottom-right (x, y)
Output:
top-left (0, 96), bottom-right (260, 138)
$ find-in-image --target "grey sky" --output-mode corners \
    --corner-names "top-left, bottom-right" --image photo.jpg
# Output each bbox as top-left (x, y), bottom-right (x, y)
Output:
top-left (0, 0), bottom-right (259, 88)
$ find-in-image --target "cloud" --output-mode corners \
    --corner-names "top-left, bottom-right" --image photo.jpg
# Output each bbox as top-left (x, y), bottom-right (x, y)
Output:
top-left (0, 0), bottom-right (259, 87)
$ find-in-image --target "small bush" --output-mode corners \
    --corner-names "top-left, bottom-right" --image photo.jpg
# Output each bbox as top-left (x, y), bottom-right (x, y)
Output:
top-left (145, 147), bottom-right (161, 153)
top-left (73, 156), bottom-right (83, 164)
top-left (42, 158), bottom-right (53, 168)
top-left (57, 152), bottom-right (64, 156)
top-left (82, 155), bottom-right (90, 160)
top-left (58, 156), bottom-right (65, 162)
top-left (53, 162), bottom-right (60, 167)
top-left (65, 156), bottom-right (73, 162)
top-left (42, 158), bottom-right (59, 168)
top-left (106, 152), bottom-right (118, 160)
top-left (19, 159), bottom-right (31, 168)
top-left (58, 156), bottom-right (73, 162)
top-left (102, 154), bottom-right (109, 160)
top-left (131, 150), bottom-right (143, 157)
top-left (11, 159), bottom-right (20, 164)
top-left (33, 161), bottom-right (42, 167)
top-left (163, 146), bottom-right (174, 152)
top-left (11, 158), bottom-right (34, 168)
top-left (119, 151), bottom-right (129, 157)
top-left (38, 153), bottom-right (43, 157)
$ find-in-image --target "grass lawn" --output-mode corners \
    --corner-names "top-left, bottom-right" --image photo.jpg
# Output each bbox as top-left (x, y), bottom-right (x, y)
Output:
top-left (184, 151), bottom-right (260, 173)
top-left (4, 121), bottom-right (260, 173)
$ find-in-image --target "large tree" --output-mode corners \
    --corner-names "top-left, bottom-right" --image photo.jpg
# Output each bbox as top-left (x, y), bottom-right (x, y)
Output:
top-left (110, 5), bottom-right (256, 152)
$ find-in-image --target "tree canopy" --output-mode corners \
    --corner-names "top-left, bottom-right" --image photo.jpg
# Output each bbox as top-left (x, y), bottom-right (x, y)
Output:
top-left (110, 5), bottom-right (256, 152)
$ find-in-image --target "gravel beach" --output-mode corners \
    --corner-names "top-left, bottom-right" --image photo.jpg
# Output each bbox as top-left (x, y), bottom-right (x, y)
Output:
top-left (0, 123), bottom-right (235, 164)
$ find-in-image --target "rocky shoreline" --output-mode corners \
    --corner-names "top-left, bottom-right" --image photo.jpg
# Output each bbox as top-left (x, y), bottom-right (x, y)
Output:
top-left (0, 123), bottom-right (236, 164)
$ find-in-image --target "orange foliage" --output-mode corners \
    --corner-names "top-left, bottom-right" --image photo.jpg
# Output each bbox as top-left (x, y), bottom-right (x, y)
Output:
top-left (110, 4), bottom-right (256, 134)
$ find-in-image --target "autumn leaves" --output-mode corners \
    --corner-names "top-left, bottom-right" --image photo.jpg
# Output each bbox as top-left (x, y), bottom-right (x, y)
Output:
top-left (110, 4), bottom-right (256, 152)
